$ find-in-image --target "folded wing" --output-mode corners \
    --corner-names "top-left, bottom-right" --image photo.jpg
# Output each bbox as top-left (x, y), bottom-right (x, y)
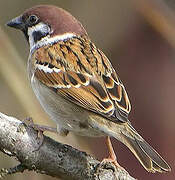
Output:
top-left (33, 36), bottom-right (131, 123)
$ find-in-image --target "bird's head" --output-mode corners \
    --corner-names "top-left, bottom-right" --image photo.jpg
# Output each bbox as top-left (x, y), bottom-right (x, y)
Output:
top-left (7, 5), bottom-right (87, 51)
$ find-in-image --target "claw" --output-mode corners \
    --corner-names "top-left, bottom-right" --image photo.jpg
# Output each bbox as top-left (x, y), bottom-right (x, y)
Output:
top-left (23, 117), bottom-right (58, 151)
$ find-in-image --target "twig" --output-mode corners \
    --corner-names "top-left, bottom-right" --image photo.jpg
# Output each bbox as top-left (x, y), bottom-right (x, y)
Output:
top-left (0, 164), bottom-right (27, 178)
top-left (0, 112), bottom-right (136, 180)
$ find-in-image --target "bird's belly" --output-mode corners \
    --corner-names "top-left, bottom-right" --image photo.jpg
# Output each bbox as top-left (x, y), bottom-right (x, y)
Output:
top-left (31, 76), bottom-right (104, 137)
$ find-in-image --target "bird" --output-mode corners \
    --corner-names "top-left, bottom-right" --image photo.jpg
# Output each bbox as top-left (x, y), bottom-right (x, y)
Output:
top-left (7, 5), bottom-right (171, 173)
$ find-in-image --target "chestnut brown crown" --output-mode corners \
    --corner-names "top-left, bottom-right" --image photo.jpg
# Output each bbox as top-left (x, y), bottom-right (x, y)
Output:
top-left (7, 5), bottom-right (87, 39)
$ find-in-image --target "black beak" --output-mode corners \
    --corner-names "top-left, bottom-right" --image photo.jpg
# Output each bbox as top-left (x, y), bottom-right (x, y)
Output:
top-left (6, 16), bottom-right (24, 30)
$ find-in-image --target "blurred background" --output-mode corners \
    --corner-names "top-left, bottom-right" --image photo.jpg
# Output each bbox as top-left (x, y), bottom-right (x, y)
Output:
top-left (0, 0), bottom-right (175, 179)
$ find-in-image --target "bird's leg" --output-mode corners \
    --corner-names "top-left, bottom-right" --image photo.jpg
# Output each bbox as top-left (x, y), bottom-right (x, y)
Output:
top-left (23, 117), bottom-right (69, 150)
top-left (23, 117), bottom-right (58, 151)
top-left (24, 117), bottom-right (57, 133)
top-left (106, 136), bottom-right (116, 161)
top-left (24, 117), bottom-right (69, 136)
top-left (102, 136), bottom-right (125, 170)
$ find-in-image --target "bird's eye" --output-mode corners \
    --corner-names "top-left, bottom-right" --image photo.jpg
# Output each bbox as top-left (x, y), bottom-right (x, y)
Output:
top-left (28, 15), bottom-right (38, 24)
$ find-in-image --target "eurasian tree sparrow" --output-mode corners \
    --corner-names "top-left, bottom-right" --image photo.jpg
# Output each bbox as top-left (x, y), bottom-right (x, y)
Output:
top-left (7, 5), bottom-right (171, 173)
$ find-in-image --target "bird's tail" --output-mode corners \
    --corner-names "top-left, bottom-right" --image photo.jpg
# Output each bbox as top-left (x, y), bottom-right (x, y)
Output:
top-left (114, 122), bottom-right (171, 172)
top-left (90, 117), bottom-right (171, 172)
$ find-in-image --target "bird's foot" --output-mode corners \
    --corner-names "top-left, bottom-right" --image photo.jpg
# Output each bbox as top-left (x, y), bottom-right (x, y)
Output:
top-left (23, 117), bottom-right (57, 151)
top-left (101, 157), bottom-right (125, 171)
top-left (102, 136), bottom-right (126, 171)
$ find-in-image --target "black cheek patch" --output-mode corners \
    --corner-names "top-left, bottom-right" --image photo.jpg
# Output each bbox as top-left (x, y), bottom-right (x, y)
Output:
top-left (32, 31), bottom-right (46, 43)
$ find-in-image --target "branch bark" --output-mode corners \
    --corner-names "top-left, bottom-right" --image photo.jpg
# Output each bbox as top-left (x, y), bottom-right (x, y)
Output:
top-left (0, 112), bottom-right (136, 180)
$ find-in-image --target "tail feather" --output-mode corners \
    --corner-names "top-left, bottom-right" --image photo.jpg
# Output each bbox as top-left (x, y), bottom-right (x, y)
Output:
top-left (136, 138), bottom-right (170, 172)
top-left (121, 124), bottom-right (171, 172)
top-left (90, 116), bottom-right (171, 172)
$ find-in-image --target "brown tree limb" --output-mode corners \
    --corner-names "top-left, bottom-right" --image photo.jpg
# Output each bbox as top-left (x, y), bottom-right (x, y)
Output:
top-left (0, 112), bottom-right (136, 180)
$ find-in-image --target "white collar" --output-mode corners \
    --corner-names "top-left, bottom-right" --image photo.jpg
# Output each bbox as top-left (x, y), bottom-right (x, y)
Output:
top-left (30, 33), bottom-right (76, 54)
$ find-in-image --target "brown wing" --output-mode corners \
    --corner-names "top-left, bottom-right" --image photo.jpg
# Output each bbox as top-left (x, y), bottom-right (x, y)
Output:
top-left (33, 36), bottom-right (131, 123)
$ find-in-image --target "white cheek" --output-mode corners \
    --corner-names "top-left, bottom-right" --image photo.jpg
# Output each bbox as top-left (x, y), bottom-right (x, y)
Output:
top-left (28, 22), bottom-right (50, 49)
top-left (28, 27), bottom-right (34, 48)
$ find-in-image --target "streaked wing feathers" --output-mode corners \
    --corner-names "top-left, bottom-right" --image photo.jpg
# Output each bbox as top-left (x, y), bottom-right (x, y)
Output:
top-left (33, 36), bottom-right (131, 123)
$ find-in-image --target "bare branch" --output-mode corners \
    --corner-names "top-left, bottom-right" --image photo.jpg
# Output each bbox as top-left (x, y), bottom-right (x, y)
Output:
top-left (0, 112), bottom-right (136, 180)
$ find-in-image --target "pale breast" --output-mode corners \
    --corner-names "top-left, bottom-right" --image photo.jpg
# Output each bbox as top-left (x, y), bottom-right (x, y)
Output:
top-left (30, 74), bottom-right (104, 137)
